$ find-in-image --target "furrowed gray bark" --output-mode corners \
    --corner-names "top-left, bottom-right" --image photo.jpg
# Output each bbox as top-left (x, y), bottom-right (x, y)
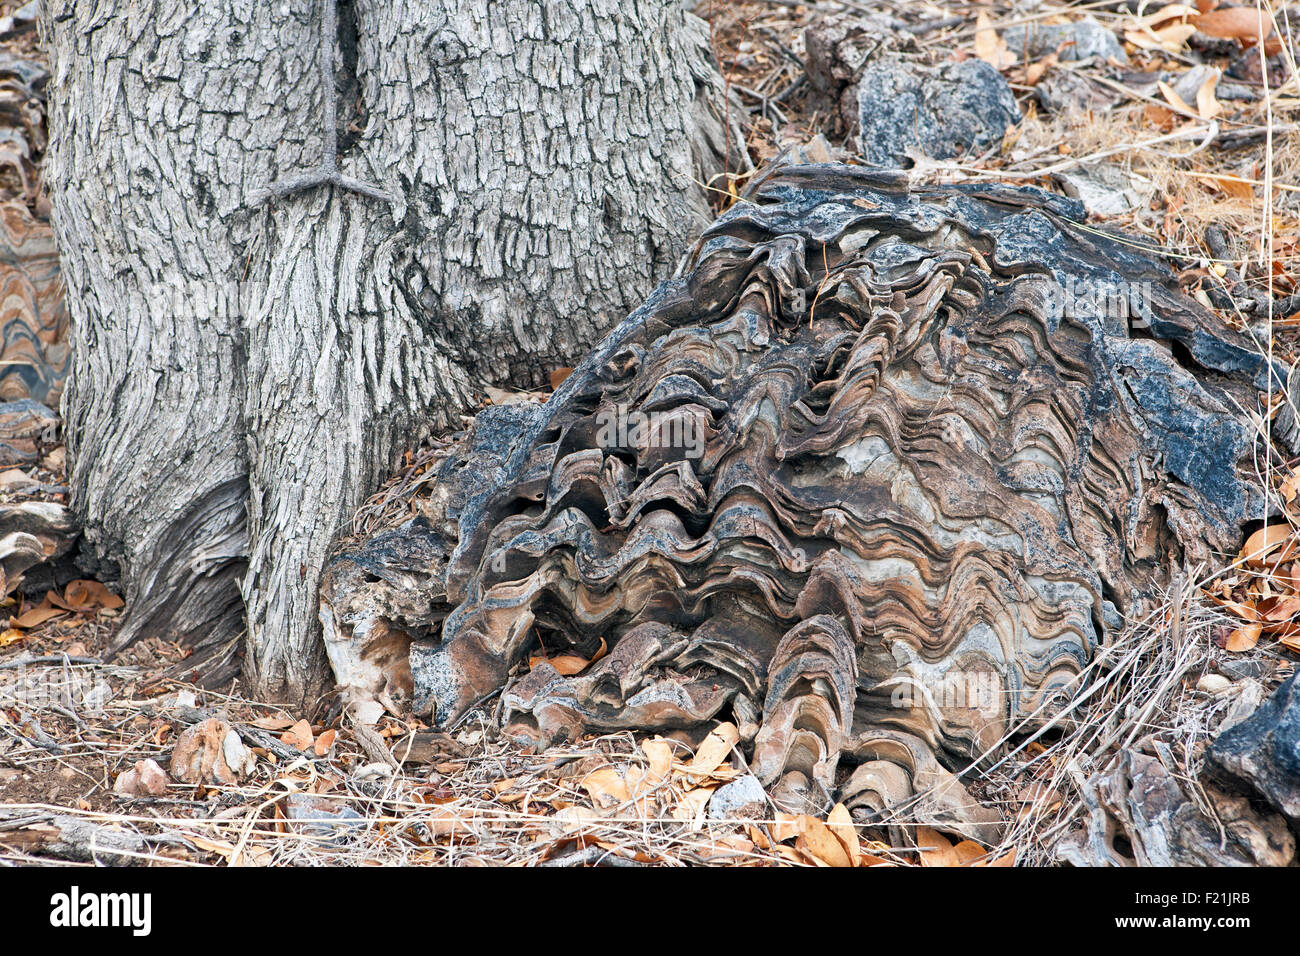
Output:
top-left (40, 1), bottom-right (324, 681)
top-left (41, 0), bottom-right (744, 704)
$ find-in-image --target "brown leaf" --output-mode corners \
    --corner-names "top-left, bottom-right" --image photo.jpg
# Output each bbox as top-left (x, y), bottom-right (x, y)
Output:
top-left (977, 848), bottom-right (1018, 867)
top-left (528, 637), bottom-right (607, 676)
top-left (670, 787), bottom-right (713, 824)
top-left (1211, 596), bottom-right (1260, 621)
top-left (826, 802), bottom-right (862, 866)
top-left (1198, 173), bottom-right (1254, 200)
top-left (1127, 21), bottom-right (1198, 52)
top-left (1225, 621), bottom-right (1262, 652)
top-left (951, 840), bottom-right (988, 864)
top-left (917, 826), bottom-right (962, 867)
top-left (796, 817), bottom-right (852, 867)
top-left (1194, 71), bottom-right (1222, 120)
top-left (280, 719), bottom-right (314, 750)
top-left (770, 811), bottom-right (801, 843)
top-left (974, 12), bottom-right (1016, 69)
top-left (684, 721), bottom-right (740, 778)
top-left (580, 766), bottom-right (631, 808)
top-left (249, 716), bottom-right (297, 731)
top-left (549, 367), bottom-right (574, 390)
top-left (1143, 102), bottom-right (1179, 131)
top-left (1240, 522), bottom-right (1297, 566)
top-left (1139, 3), bottom-right (1201, 28)
top-left (313, 728), bottom-right (337, 756)
top-left (1194, 7), bottom-right (1273, 42)
top-left (62, 579), bottom-right (124, 611)
top-left (1280, 472), bottom-right (1300, 503)
top-left (1257, 595), bottom-right (1300, 624)
top-left (1025, 54), bottom-right (1057, 85)
top-left (628, 738), bottom-right (674, 799)
top-left (1158, 80), bottom-right (1196, 116)
top-left (641, 738), bottom-right (674, 780)
top-left (11, 596), bottom-right (65, 628)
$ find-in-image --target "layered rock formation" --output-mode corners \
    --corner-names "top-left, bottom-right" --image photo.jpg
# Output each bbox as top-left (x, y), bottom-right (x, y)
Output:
top-left (321, 165), bottom-right (1272, 830)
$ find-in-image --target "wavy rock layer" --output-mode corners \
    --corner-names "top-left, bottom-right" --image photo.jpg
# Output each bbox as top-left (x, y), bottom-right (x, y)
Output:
top-left (0, 53), bottom-right (67, 407)
top-left (322, 166), bottom-right (1268, 829)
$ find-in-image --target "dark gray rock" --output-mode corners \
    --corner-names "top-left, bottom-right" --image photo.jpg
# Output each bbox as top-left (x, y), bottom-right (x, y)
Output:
top-left (1218, 658), bottom-right (1270, 682)
top-left (1207, 673), bottom-right (1300, 825)
top-left (1034, 68), bottom-right (1122, 114)
top-left (855, 56), bottom-right (1021, 168)
top-left (1058, 749), bottom-right (1294, 866)
top-left (1002, 17), bottom-right (1128, 64)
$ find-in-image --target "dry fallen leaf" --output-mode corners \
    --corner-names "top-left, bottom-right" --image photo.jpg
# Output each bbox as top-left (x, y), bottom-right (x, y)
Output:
top-left (1158, 80), bottom-right (1197, 116)
top-left (1240, 522), bottom-right (1297, 566)
top-left (670, 787), bottom-right (713, 826)
top-left (580, 765), bottom-right (631, 808)
top-left (916, 826), bottom-right (955, 866)
top-left (1225, 621), bottom-right (1262, 652)
top-left (683, 721), bottom-right (739, 778)
top-left (313, 728), bottom-right (337, 756)
top-left (528, 637), bottom-right (606, 676)
top-left (641, 738), bottom-right (674, 780)
top-left (1194, 70), bottom-right (1222, 120)
top-left (10, 595), bottom-right (67, 629)
top-left (826, 802), bottom-right (862, 866)
top-left (796, 814), bottom-right (852, 867)
top-left (1126, 21), bottom-right (1198, 51)
top-left (1257, 595), bottom-right (1300, 624)
top-left (280, 719), bottom-right (314, 751)
top-left (1138, 3), bottom-right (1201, 28)
top-left (187, 835), bottom-right (273, 867)
top-left (974, 12), bottom-right (1016, 69)
top-left (1193, 6), bottom-right (1273, 42)
top-left (249, 716), bottom-right (297, 731)
top-left (951, 840), bottom-right (989, 864)
top-left (1281, 472), bottom-right (1300, 503)
top-left (1025, 53), bottom-right (1058, 86)
top-left (1197, 173), bottom-right (1254, 200)
top-left (916, 826), bottom-right (985, 866)
top-left (627, 737), bottom-right (674, 800)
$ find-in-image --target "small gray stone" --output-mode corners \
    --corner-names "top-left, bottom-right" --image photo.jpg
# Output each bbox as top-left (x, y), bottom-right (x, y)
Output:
top-left (284, 793), bottom-right (365, 843)
top-left (1053, 163), bottom-right (1148, 217)
top-left (1035, 69), bottom-right (1122, 113)
top-left (707, 774), bottom-right (768, 820)
top-left (855, 56), bottom-right (1021, 168)
top-left (1219, 658), bottom-right (1269, 682)
top-left (1002, 17), bottom-right (1128, 64)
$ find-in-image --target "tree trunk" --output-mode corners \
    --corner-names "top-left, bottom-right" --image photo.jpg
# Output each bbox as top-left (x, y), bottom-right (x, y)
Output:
top-left (41, 0), bottom-right (743, 705)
